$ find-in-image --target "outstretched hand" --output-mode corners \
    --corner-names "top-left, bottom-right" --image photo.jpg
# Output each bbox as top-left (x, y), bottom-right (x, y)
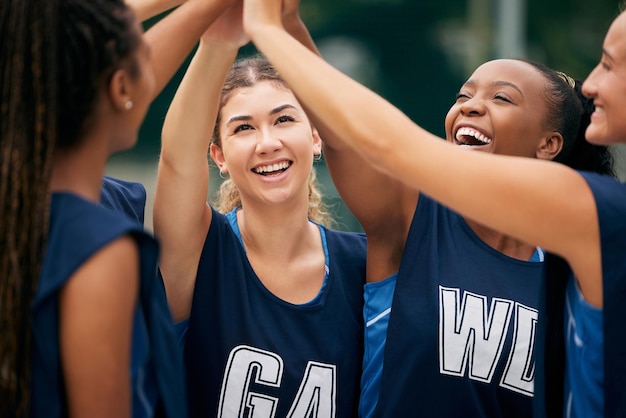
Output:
top-left (201, 0), bottom-right (249, 49)
top-left (242, 0), bottom-right (283, 37)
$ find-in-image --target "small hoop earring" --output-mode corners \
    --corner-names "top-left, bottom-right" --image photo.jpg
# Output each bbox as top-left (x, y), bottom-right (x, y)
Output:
top-left (125, 101), bottom-right (133, 110)
top-left (219, 170), bottom-right (228, 179)
top-left (313, 152), bottom-right (322, 162)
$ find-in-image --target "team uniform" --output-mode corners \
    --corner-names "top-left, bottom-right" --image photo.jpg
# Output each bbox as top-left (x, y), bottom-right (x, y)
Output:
top-left (100, 175), bottom-right (148, 225)
top-left (180, 207), bottom-right (366, 417)
top-left (30, 192), bottom-right (186, 418)
top-left (372, 194), bottom-right (543, 417)
top-left (534, 172), bottom-right (626, 418)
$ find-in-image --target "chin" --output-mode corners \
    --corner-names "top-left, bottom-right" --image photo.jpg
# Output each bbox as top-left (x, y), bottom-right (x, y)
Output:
top-left (584, 127), bottom-right (609, 145)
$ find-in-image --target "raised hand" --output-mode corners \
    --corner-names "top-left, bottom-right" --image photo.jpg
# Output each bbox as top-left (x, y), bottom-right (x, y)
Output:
top-left (201, 0), bottom-right (248, 49)
top-left (242, 0), bottom-right (283, 37)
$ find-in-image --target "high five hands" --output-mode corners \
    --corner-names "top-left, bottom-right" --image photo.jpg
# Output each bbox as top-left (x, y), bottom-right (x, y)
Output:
top-left (242, 0), bottom-right (285, 36)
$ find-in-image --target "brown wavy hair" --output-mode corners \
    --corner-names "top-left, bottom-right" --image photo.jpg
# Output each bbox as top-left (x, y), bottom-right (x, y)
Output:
top-left (210, 55), bottom-right (333, 227)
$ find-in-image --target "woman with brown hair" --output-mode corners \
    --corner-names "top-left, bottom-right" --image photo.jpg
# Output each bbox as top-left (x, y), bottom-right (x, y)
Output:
top-left (154, 4), bottom-right (366, 416)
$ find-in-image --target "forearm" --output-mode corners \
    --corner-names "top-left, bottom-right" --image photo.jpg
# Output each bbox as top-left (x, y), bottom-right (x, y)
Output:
top-left (143, 0), bottom-right (233, 97)
top-left (127, 0), bottom-right (183, 22)
top-left (160, 40), bottom-right (237, 172)
top-left (249, 25), bottom-right (417, 165)
top-left (154, 39), bottom-right (237, 320)
top-left (155, 39), bottom-right (235, 243)
top-left (283, 14), bottom-right (319, 56)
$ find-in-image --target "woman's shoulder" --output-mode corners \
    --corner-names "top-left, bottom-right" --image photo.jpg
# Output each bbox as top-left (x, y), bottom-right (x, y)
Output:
top-left (578, 172), bottom-right (626, 226)
top-left (100, 175), bottom-right (147, 225)
top-left (50, 192), bottom-right (148, 247)
top-left (578, 171), bottom-right (625, 197)
top-left (38, 193), bottom-right (154, 304)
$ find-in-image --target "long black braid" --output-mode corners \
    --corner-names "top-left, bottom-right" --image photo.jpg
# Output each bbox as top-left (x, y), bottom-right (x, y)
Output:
top-left (0, 0), bottom-right (139, 415)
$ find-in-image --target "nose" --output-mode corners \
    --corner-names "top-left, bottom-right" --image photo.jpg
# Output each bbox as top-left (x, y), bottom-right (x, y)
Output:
top-left (255, 128), bottom-right (283, 154)
top-left (459, 97), bottom-right (486, 116)
top-left (581, 65), bottom-right (599, 99)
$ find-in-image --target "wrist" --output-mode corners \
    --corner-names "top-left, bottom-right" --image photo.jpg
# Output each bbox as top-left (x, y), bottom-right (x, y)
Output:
top-left (199, 37), bottom-right (240, 55)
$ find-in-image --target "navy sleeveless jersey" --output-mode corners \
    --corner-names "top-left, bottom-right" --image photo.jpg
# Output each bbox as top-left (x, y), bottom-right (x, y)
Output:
top-left (534, 172), bottom-right (626, 418)
top-left (100, 175), bottom-right (147, 225)
top-left (30, 192), bottom-right (187, 418)
top-left (184, 208), bottom-right (366, 417)
top-left (375, 194), bottom-right (543, 417)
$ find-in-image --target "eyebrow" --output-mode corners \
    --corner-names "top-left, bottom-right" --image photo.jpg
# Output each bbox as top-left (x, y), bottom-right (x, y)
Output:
top-left (602, 48), bottom-right (615, 63)
top-left (226, 104), bottom-right (298, 127)
top-left (463, 80), bottom-right (524, 96)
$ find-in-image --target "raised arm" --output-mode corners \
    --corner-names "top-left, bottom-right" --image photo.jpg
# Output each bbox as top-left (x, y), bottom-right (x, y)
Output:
top-left (242, 0), bottom-right (601, 304)
top-left (142, 0), bottom-right (236, 99)
top-left (154, 2), bottom-right (247, 321)
top-left (273, 1), bottom-right (427, 280)
top-left (127, 0), bottom-right (183, 22)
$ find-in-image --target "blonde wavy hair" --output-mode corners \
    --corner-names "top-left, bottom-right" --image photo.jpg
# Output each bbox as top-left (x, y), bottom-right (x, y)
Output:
top-left (210, 54), bottom-right (333, 227)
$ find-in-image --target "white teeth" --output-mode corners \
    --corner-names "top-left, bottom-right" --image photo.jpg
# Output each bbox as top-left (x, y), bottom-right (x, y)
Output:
top-left (455, 127), bottom-right (492, 144)
top-left (254, 161), bottom-right (290, 174)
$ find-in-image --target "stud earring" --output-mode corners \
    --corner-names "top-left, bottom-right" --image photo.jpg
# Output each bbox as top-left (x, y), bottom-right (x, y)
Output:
top-left (125, 101), bottom-right (133, 110)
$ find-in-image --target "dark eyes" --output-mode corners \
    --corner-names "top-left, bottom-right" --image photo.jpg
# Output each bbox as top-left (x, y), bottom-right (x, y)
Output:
top-left (454, 92), bottom-right (512, 103)
top-left (494, 94), bottom-right (512, 103)
top-left (233, 123), bottom-right (253, 134)
top-left (232, 114), bottom-right (295, 134)
top-left (276, 114), bottom-right (295, 124)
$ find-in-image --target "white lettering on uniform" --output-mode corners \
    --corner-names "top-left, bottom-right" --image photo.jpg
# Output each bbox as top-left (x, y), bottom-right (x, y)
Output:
top-left (439, 286), bottom-right (535, 396)
top-left (219, 345), bottom-right (338, 417)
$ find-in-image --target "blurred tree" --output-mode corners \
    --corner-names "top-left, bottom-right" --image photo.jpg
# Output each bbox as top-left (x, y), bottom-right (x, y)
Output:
top-left (526, 0), bottom-right (621, 78)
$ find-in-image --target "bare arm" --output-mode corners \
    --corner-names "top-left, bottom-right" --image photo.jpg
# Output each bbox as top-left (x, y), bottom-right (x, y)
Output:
top-left (142, 0), bottom-right (236, 99)
top-left (154, 2), bottom-right (247, 321)
top-left (280, 1), bottom-right (418, 280)
top-left (127, 0), bottom-right (183, 22)
top-left (60, 236), bottom-right (139, 418)
top-left (242, 0), bottom-right (602, 305)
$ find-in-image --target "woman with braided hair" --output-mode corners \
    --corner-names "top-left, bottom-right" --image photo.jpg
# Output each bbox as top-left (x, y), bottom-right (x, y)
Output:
top-left (0, 0), bottom-right (236, 416)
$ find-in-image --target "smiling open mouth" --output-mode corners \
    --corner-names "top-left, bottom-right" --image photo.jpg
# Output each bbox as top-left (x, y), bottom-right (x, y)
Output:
top-left (253, 161), bottom-right (292, 175)
top-left (455, 127), bottom-right (492, 146)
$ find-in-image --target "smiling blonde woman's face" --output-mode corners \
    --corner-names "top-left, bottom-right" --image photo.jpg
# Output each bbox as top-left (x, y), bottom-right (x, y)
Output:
top-left (212, 81), bottom-right (321, 207)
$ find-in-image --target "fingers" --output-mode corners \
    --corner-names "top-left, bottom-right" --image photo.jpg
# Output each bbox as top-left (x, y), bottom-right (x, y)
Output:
top-left (242, 0), bottom-right (283, 36)
top-left (200, 0), bottom-right (249, 48)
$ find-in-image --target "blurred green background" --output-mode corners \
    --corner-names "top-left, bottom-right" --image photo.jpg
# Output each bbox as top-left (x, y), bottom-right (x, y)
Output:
top-left (107, 0), bottom-right (626, 232)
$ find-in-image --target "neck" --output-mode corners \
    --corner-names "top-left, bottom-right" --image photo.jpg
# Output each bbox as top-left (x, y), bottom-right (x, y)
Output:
top-left (50, 135), bottom-right (110, 202)
top-left (236, 199), bottom-right (318, 259)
